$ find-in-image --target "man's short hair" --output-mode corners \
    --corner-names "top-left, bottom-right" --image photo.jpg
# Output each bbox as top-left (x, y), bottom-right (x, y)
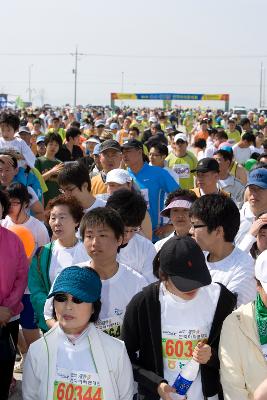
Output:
top-left (0, 113), bottom-right (20, 131)
top-left (58, 161), bottom-right (91, 192)
top-left (66, 127), bottom-right (81, 142)
top-left (189, 193), bottom-right (240, 242)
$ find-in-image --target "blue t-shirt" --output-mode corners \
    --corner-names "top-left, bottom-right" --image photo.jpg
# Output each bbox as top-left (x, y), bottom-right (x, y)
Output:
top-left (128, 163), bottom-right (179, 241)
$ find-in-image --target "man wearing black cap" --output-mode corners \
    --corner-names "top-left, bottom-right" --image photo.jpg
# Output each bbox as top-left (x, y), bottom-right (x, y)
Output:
top-left (91, 139), bottom-right (122, 196)
top-left (191, 157), bottom-right (229, 197)
top-left (122, 139), bottom-right (179, 242)
top-left (122, 236), bottom-right (236, 400)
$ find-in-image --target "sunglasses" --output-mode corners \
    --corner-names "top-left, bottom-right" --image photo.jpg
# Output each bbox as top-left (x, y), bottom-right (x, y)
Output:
top-left (54, 293), bottom-right (84, 304)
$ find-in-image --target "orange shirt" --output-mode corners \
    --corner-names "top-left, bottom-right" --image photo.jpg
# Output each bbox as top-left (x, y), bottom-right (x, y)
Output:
top-left (194, 130), bottom-right (209, 141)
top-left (91, 174), bottom-right (107, 196)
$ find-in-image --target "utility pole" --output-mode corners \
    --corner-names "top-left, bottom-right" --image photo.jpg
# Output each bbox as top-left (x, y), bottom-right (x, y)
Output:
top-left (260, 62), bottom-right (263, 108)
top-left (121, 71), bottom-right (124, 107)
top-left (28, 64), bottom-right (33, 103)
top-left (71, 47), bottom-right (84, 107)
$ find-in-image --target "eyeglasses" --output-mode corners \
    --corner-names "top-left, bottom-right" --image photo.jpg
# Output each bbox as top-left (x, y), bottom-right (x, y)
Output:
top-left (59, 186), bottom-right (77, 194)
top-left (191, 224), bottom-right (207, 230)
top-left (54, 293), bottom-right (84, 304)
top-left (124, 226), bottom-right (141, 234)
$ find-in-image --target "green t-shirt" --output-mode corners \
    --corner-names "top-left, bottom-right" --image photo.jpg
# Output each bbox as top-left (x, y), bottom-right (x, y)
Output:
top-left (226, 129), bottom-right (241, 145)
top-left (166, 151), bottom-right (198, 189)
top-left (35, 156), bottom-right (61, 207)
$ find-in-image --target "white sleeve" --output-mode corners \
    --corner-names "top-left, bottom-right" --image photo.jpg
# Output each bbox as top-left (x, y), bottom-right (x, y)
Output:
top-left (27, 186), bottom-right (39, 206)
top-left (237, 233), bottom-right (256, 253)
top-left (227, 261), bottom-right (256, 307)
top-left (36, 223), bottom-right (50, 248)
top-left (22, 349), bottom-right (41, 399)
top-left (43, 296), bottom-right (54, 320)
top-left (21, 140), bottom-right (36, 168)
top-left (142, 242), bottom-right (157, 284)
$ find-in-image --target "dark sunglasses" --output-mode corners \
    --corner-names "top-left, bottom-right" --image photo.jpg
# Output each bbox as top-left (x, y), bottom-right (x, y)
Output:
top-left (54, 293), bottom-right (84, 304)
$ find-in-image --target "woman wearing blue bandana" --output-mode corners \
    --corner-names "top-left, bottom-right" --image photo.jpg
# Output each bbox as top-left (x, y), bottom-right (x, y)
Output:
top-left (22, 266), bottom-right (134, 400)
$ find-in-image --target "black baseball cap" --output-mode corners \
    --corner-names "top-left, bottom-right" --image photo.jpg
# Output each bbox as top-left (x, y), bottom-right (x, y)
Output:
top-left (191, 157), bottom-right (220, 173)
top-left (121, 139), bottom-right (143, 150)
top-left (159, 236), bottom-right (211, 292)
top-left (99, 139), bottom-right (121, 153)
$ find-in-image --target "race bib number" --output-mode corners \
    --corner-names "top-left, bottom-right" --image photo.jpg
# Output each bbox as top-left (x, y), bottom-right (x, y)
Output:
top-left (53, 381), bottom-right (103, 400)
top-left (173, 164), bottom-right (190, 178)
top-left (96, 316), bottom-right (122, 338)
top-left (162, 327), bottom-right (208, 371)
top-left (140, 188), bottom-right (150, 209)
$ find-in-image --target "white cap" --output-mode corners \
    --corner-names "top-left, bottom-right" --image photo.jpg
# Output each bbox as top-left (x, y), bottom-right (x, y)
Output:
top-left (95, 119), bottom-right (105, 127)
top-left (174, 133), bottom-right (188, 143)
top-left (105, 169), bottom-right (132, 185)
top-left (255, 250), bottom-right (267, 292)
top-left (149, 116), bottom-right (157, 123)
top-left (86, 137), bottom-right (100, 144)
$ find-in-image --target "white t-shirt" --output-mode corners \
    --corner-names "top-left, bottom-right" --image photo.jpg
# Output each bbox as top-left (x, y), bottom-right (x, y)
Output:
top-left (49, 240), bottom-right (90, 283)
top-left (96, 263), bottom-right (147, 337)
top-left (83, 197), bottom-right (106, 214)
top-left (232, 144), bottom-right (252, 165)
top-left (154, 232), bottom-right (175, 253)
top-left (235, 201), bottom-right (256, 247)
top-left (0, 137), bottom-right (36, 168)
top-left (205, 247), bottom-right (256, 307)
top-left (117, 234), bottom-right (157, 284)
top-left (160, 282), bottom-right (220, 400)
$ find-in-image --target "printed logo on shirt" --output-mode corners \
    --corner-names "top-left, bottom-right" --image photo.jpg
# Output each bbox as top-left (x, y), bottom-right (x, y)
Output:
top-left (173, 164), bottom-right (190, 178)
top-left (96, 316), bottom-right (122, 338)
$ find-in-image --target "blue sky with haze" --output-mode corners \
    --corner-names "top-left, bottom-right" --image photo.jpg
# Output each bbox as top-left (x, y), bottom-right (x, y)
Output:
top-left (1, 0), bottom-right (266, 108)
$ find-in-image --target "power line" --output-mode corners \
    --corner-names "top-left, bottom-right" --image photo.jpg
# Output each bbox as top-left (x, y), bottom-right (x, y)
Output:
top-left (0, 52), bottom-right (267, 59)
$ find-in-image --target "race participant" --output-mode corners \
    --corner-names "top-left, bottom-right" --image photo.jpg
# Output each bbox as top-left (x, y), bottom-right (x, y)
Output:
top-left (116, 117), bottom-right (131, 145)
top-left (23, 266), bottom-right (134, 400)
top-left (35, 132), bottom-right (64, 207)
top-left (232, 132), bottom-right (255, 165)
top-left (219, 251), bottom-right (267, 399)
top-left (225, 118), bottom-right (241, 145)
top-left (165, 133), bottom-right (197, 189)
top-left (0, 155), bottom-right (44, 221)
top-left (193, 118), bottom-right (209, 142)
top-left (35, 136), bottom-right (46, 157)
top-left (45, 207), bottom-right (147, 339)
top-left (122, 139), bottom-right (178, 241)
top-left (47, 116), bottom-right (66, 141)
top-left (204, 130), bottom-right (228, 158)
top-left (236, 167), bottom-right (267, 248)
top-left (104, 168), bottom-right (152, 240)
top-left (106, 189), bottom-right (156, 283)
top-left (190, 194), bottom-right (256, 306)
top-left (28, 195), bottom-right (89, 332)
top-left (154, 188), bottom-right (197, 251)
top-left (214, 149), bottom-right (245, 208)
top-left (56, 127), bottom-right (83, 162)
top-left (1, 182), bottom-right (49, 373)
top-left (0, 113), bottom-right (36, 169)
top-left (191, 158), bottom-right (228, 197)
top-left (91, 139), bottom-right (122, 196)
top-left (148, 143), bottom-right (179, 182)
top-left (0, 190), bottom-right (28, 399)
top-left (122, 236), bottom-right (236, 400)
top-left (58, 161), bottom-right (106, 212)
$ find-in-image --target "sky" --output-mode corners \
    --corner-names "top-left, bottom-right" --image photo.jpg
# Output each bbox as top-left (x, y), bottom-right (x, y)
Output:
top-left (1, 0), bottom-right (267, 109)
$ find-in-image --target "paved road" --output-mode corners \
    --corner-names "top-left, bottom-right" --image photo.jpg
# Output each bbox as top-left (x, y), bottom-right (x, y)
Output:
top-left (9, 372), bottom-right (22, 400)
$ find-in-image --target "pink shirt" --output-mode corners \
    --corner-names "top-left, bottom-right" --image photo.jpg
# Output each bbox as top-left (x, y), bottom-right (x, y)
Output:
top-left (0, 227), bottom-right (28, 316)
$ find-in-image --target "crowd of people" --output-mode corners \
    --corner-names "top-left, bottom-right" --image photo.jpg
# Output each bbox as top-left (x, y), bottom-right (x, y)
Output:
top-left (0, 105), bottom-right (267, 399)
